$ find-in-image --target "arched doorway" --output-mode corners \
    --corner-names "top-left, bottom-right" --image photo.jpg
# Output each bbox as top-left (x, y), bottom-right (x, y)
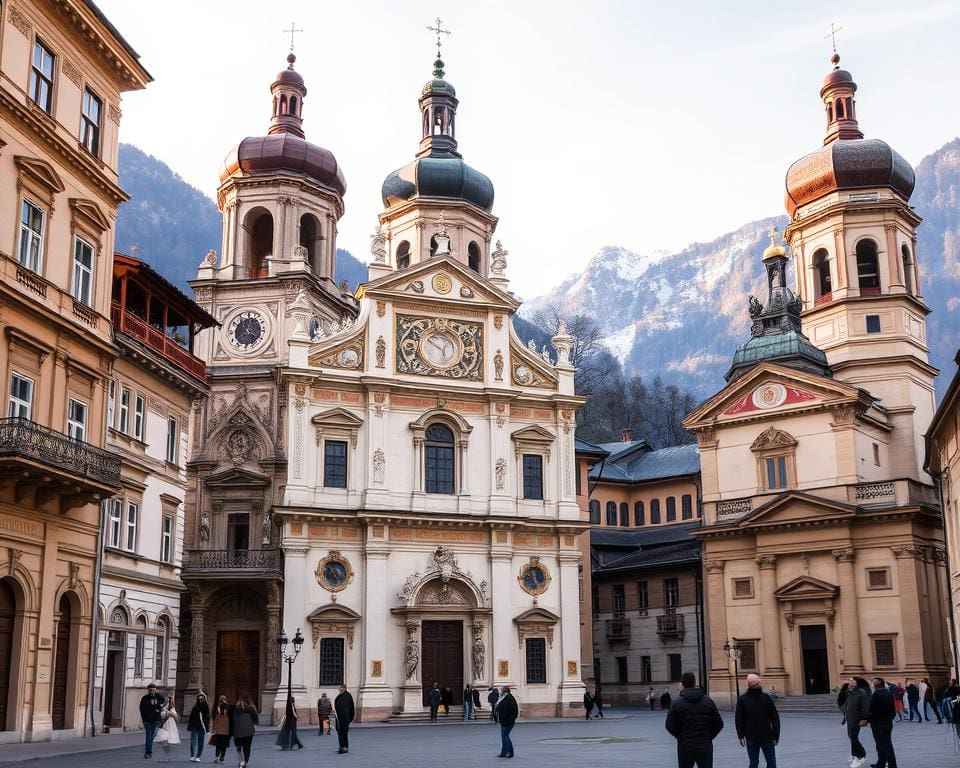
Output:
top-left (0, 578), bottom-right (17, 732)
top-left (52, 593), bottom-right (76, 730)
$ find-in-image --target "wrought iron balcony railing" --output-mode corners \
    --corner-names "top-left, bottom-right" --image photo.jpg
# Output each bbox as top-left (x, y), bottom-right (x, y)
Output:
top-left (182, 548), bottom-right (283, 577)
top-left (656, 610), bottom-right (685, 638)
top-left (0, 417), bottom-right (121, 487)
top-left (605, 618), bottom-right (631, 641)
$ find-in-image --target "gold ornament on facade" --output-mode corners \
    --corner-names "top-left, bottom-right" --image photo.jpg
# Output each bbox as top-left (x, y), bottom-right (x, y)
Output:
top-left (432, 273), bottom-right (453, 294)
top-left (518, 557), bottom-right (551, 596)
top-left (375, 335), bottom-right (386, 368)
top-left (395, 314), bottom-right (483, 380)
top-left (316, 551), bottom-right (354, 593)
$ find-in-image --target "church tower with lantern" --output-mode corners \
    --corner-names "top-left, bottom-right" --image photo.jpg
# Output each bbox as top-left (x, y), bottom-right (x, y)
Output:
top-left (178, 50), bottom-right (357, 712)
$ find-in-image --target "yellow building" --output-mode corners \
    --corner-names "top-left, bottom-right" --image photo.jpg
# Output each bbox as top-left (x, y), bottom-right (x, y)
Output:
top-left (0, 0), bottom-right (150, 740)
top-left (684, 54), bottom-right (949, 706)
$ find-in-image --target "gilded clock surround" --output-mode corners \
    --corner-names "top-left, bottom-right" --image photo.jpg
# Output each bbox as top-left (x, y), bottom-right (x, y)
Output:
top-left (395, 314), bottom-right (483, 380)
top-left (518, 557), bottom-right (552, 596)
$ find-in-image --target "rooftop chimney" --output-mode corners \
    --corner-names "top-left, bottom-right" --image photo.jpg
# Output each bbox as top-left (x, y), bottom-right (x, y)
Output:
top-left (620, 429), bottom-right (634, 442)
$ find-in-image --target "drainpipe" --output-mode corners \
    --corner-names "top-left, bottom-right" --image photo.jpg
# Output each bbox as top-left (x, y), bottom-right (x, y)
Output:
top-left (88, 501), bottom-right (106, 737)
top-left (931, 469), bottom-right (960, 677)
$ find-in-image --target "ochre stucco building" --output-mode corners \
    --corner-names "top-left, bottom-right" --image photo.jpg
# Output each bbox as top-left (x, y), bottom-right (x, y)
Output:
top-left (685, 54), bottom-right (949, 706)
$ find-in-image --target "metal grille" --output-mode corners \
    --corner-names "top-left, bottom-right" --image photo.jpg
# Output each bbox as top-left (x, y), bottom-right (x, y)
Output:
top-left (522, 455), bottom-right (543, 500)
top-left (0, 416), bottom-right (120, 486)
top-left (874, 638), bottom-right (895, 667)
top-left (525, 638), bottom-right (546, 684)
top-left (323, 440), bottom-right (348, 488)
top-left (740, 641), bottom-right (758, 670)
top-left (319, 637), bottom-right (344, 685)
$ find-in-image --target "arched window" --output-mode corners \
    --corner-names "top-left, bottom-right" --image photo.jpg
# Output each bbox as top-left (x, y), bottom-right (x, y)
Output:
top-left (468, 242), bottom-right (482, 273)
top-left (666, 497), bottom-right (677, 522)
top-left (52, 593), bottom-right (76, 729)
top-left (681, 494), bottom-right (693, 520)
top-left (901, 243), bottom-right (913, 295)
top-left (813, 248), bottom-right (832, 300)
top-left (300, 214), bottom-right (320, 269)
top-left (836, 99), bottom-right (845, 118)
top-left (289, 96), bottom-right (297, 115)
top-left (634, 501), bottom-right (645, 526)
top-left (280, 94), bottom-right (287, 114)
top-left (396, 240), bottom-right (411, 270)
top-left (619, 502), bottom-right (629, 527)
top-left (588, 500), bottom-right (600, 525)
top-left (134, 616), bottom-right (146, 676)
top-left (826, 102), bottom-right (833, 124)
top-left (856, 239), bottom-right (881, 294)
top-left (245, 209), bottom-right (273, 278)
top-left (155, 616), bottom-right (168, 682)
top-left (605, 501), bottom-right (617, 526)
top-left (650, 499), bottom-right (661, 524)
top-left (425, 424), bottom-right (455, 494)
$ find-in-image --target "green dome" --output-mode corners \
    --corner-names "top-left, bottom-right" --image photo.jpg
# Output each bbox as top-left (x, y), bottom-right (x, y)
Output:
top-left (726, 330), bottom-right (829, 381)
top-left (381, 155), bottom-right (494, 211)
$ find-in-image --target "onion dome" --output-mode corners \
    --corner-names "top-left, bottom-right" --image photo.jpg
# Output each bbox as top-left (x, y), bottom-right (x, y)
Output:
top-left (381, 54), bottom-right (494, 211)
top-left (784, 54), bottom-right (913, 217)
top-left (220, 53), bottom-right (346, 196)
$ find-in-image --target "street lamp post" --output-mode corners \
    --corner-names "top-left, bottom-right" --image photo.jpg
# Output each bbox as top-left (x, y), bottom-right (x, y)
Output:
top-left (723, 638), bottom-right (742, 709)
top-left (277, 628), bottom-right (305, 716)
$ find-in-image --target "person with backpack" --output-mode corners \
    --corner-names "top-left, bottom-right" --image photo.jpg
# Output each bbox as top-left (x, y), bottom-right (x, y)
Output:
top-left (317, 693), bottom-right (333, 736)
top-left (735, 673), bottom-right (780, 768)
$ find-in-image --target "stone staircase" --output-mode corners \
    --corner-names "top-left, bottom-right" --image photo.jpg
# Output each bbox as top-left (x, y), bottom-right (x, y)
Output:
top-left (386, 706), bottom-right (492, 723)
top-left (772, 694), bottom-right (838, 713)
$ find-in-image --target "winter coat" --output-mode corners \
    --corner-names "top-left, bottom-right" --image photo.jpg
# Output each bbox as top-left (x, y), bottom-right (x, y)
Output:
top-left (735, 686), bottom-right (780, 743)
top-left (317, 696), bottom-right (333, 718)
top-left (844, 686), bottom-right (871, 737)
top-left (210, 707), bottom-right (231, 737)
top-left (498, 693), bottom-right (519, 727)
top-left (487, 688), bottom-right (500, 706)
top-left (231, 705), bottom-right (258, 739)
top-left (869, 686), bottom-right (896, 725)
top-left (665, 688), bottom-right (724, 753)
top-left (583, 691), bottom-right (594, 710)
top-left (660, 692), bottom-right (672, 709)
top-left (139, 692), bottom-right (164, 724)
top-left (906, 683), bottom-right (920, 703)
top-left (472, 689), bottom-right (481, 707)
top-left (187, 701), bottom-right (210, 732)
top-left (334, 691), bottom-right (355, 727)
top-left (427, 687), bottom-right (442, 707)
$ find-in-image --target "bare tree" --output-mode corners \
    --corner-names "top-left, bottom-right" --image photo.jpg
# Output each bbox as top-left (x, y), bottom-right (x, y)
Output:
top-left (532, 302), bottom-right (611, 395)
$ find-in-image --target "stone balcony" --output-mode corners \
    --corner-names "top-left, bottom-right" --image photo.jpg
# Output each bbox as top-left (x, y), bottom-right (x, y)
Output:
top-left (656, 609), bottom-right (685, 640)
top-left (605, 616), bottom-right (631, 643)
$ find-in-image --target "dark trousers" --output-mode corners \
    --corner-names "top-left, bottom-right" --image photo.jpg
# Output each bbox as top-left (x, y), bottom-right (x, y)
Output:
top-left (848, 725), bottom-right (866, 759)
top-left (499, 724), bottom-right (514, 757)
top-left (677, 745), bottom-right (713, 768)
top-left (650, 700), bottom-right (656, 711)
top-left (922, 701), bottom-right (942, 723)
top-left (234, 735), bottom-right (253, 763)
top-left (870, 722), bottom-right (898, 768)
top-left (336, 723), bottom-right (349, 751)
top-left (907, 700), bottom-right (921, 721)
top-left (429, 705), bottom-right (439, 721)
top-left (214, 735), bottom-right (230, 761)
top-left (746, 740), bottom-right (777, 768)
top-left (143, 721), bottom-right (159, 756)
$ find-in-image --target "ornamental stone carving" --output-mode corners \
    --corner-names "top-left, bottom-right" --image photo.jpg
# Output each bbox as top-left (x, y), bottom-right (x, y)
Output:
top-left (373, 449), bottom-right (385, 485)
top-left (472, 622), bottom-right (485, 680)
top-left (376, 335), bottom-right (386, 368)
top-left (371, 226), bottom-right (387, 262)
top-left (404, 619), bottom-right (420, 681)
top-left (490, 241), bottom-right (508, 276)
top-left (832, 549), bottom-right (855, 563)
top-left (495, 458), bottom-right (506, 490)
top-left (756, 554), bottom-right (777, 569)
top-left (494, 349), bottom-right (504, 381)
top-left (704, 560), bottom-right (725, 575)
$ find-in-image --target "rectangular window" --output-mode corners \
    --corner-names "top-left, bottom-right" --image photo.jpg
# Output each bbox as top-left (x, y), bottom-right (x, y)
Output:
top-left (119, 388), bottom-right (130, 433)
top-left (681, 494), bottom-right (693, 520)
top-left (872, 443), bottom-right (881, 466)
top-left (166, 417), bottom-right (178, 464)
top-left (873, 636), bottom-right (895, 667)
top-left (18, 199), bottom-right (45, 272)
top-left (30, 39), bottom-right (55, 113)
top-left (664, 577), bottom-right (679, 608)
top-left (81, 87), bottom-right (102, 156)
top-left (161, 515), bottom-right (173, 563)
top-left (866, 314), bottom-right (882, 334)
top-left (107, 498), bottom-right (122, 549)
top-left (107, 380), bottom-right (116, 429)
top-left (525, 637), bottom-right (547, 684)
top-left (522, 454), bottom-right (544, 500)
top-left (637, 581), bottom-right (648, 613)
top-left (424, 442), bottom-right (455, 494)
top-left (227, 513), bottom-right (250, 550)
top-left (765, 456), bottom-right (788, 489)
top-left (134, 395), bottom-right (145, 440)
top-left (319, 637), bottom-right (345, 685)
top-left (640, 655), bottom-right (652, 684)
top-left (72, 237), bottom-right (94, 305)
top-left (733, 578), bottom-right (754, 598)
top-left (125, 501), bottom-right (139, 551)
top-left (67, 398), bottom-right (87, 441)
top-left (612, 584), bottom-right (626, 613)
top-left (616, 656), bottom-right (628, 684)
top-left (8, 373), bottom-right (34, 419)
top-left (739, 641), bottom-right (758, 671)
top-left (666, 496), bottom-right (677, 522)
top-left (155, 621), bottom-right (167, 679)
top-left (668, 653), bottom-right (682, 682)
top-left (866, 567), bottom-right (891, 590)
top-left (323, 440), bottom-right (348, 488)
top-left (134, 634), bottom-right (145, 677)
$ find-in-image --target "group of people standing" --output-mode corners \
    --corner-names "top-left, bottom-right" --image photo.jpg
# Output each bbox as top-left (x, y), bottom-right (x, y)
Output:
top-left (883, 677), bottom-right (959, 723)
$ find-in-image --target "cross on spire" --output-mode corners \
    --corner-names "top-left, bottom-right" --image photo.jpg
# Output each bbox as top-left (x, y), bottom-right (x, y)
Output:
top-left (426, 16), bottom-right (451, 55)
top-left (824, 22), bottom-right (842, 53)
top-left (283, 21), bottom-right (303, 53)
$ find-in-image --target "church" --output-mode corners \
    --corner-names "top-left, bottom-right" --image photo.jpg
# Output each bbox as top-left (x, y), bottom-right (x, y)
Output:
top-left (684, 53), bottom-right (950, 705)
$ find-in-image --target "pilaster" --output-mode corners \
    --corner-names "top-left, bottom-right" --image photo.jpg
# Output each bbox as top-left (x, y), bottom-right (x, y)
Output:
top-left (833, 548), bottom-right (863, 672)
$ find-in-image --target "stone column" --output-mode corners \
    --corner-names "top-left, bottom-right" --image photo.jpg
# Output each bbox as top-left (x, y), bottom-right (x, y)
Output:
top-left (833, 549), bottom-right (863, 672)
top-left (756, 555), bottom-right (785, 673)
top-left (358, 547), bottom-right (392, 720)
top-left (704, 560), bottom-right (728, 673)
top-left (400, 619), bottom-right (423, 713)
top-left (265, 581), bottom-right (281, 691)
top-left (187, 589), bottom-right (206, 691)
top-left (834, 226), bottom-right (848, 290)
top-left (884, 222), bottom-right (902, 289)
top-left (557, 553), bottom-right (586, 711)
top-left (490, 552), bottom-right (514, 686)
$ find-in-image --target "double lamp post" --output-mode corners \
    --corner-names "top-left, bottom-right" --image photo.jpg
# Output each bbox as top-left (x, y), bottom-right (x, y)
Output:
top-left (277, 628), bottom-right (305, 709)
top-left (723, 638), bottom-right (743, 707)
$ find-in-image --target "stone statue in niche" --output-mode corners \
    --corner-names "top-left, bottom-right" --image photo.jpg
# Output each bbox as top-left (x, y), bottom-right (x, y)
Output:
top-left (373, 449), bottom-right (385, 485)
top-left (472, 626), bottom-right (485, 680)
top-left (494, 350), bottom-right (504, 381)
top-left (261, 510), bottom-right (272, 544)
top-left (376, 336), bottom-right (386, 368)
top-left (495, 458), bottom-right (506, 491)
top-left (404, 620), bottom-right (420, 681)
top-left (198, 512), bottom-right (210, 542)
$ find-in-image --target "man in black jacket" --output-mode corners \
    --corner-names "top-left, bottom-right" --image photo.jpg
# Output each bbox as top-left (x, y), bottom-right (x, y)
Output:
top-left (665, 672), bottom-right (724, 768)
top-left (869, 678), bottom-right (898, 768)
top-left (735, 674), bottom-right (780, 768)
top-left (497, 686), bottom-right (519, 758)
top-left (334, 684), bottom-right (355, 754)
top-left (139, 683), bottom-right (164, 758)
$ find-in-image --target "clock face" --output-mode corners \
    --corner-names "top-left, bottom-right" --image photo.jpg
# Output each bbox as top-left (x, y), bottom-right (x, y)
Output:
top-left (322, 561), bottom-right (347, 588)
top-left (228, 310), bottom-right (267, 351)
top-left (420, 330), bottom-right (460, 369)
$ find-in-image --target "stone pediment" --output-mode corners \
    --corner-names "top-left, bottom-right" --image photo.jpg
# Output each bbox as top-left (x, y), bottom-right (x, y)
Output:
top-left (750, 427), bottom-right (797, 452)
top-left (205, 466), bottom-right (271, 489)
top-left (508, 329), bottom-right (558, 390)
top-left (311, 408), bottom-right (364, 429)
top-left (14, 155), bottom-right (65, 196)
top-left (774, 575), bottom-right (839, 602)
top-left (69, 197), bottom-right (111, 233)
top-left (307, 603), bottom-right (360, 649)
top-left (737, 491), bottom-right (856, 528)
top-left (364, 256), bottom-right (519, 310)
top-left (514, 607), bottom-right (560, 649)
top-left (513, 607), bottom-right (560, 625)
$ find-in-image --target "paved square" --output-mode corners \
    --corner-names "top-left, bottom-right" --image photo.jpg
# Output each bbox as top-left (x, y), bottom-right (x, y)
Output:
top-left (2, 710), bottom-right (958, 768)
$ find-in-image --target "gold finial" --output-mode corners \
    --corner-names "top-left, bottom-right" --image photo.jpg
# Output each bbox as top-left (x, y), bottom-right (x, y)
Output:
top-left (763, 226), bottom-right (786, 261)
top-left (426, 16), bottom-right (451, 56)
top-left (283, 21), bottom-right (303, 53)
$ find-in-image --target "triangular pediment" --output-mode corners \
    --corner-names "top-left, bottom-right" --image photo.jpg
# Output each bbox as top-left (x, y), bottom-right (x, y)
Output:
top-left (511, 424), bottom-right (556, 444)
top-left (365, 256), bottom-right (519, 310)
top-left (508, 324), bottom-right (559, 389)
top-left (684, 362), bottom-right (871, 428)
top-left (306, 603), bottom-right (361, 623)
top-left (736, 491), bottom-right (856, 528)
top-left (774, 575), bottom-right (839, 602)
top-left (14, 155), bottom-right (65, 196)
top-left (311, 408), bottom-right (364, 428)
top-left (750, 427), bottom-right (797, 452)
top-left (514, 607), bottom-right (560, 625)
top-left (205, 467), bottom-right (270, 488)
top-left (69, 197), bottom-right (111, 232)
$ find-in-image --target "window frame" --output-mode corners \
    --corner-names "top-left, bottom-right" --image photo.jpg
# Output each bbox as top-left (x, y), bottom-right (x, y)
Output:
top-left (525, 637), bottom-right (547, 685)
top-left (765, 456), bottom-right (789, 490)
top-left (605, 501), bottom-right (617, 526)
top-left (8, 372), bottom-right (34, 419)
top-left (155, 617), bottom-right (168, 681)
top-left (424, 423), bottom-right (456, 495)
top-left (323, 439), bottom-right (348, 488)
top-left (72, 235), bottom-right (95, 305)
top-left (732, 577), bottom-right (754, 599)
top-left (107, 380), bottom-right (116, 430)
top-left (29, 38), bottom-right (55, 114)
top-left (160, 515), bottom-right (174, 563)
top-left (80, 86), bottom-right (102, 157)
top-left (615, 656), bottom-right (628, 684)
top-left (107, 498), bottom-right (122, 549)
top-left (118, 387), bottom-right (130, 433)
top-left (165, 417), bottom-right (179, 464)
top-left (666, 496), bottom-right (677, 522)
top-left (18, 198), bottom-right (45, 273)
top-left (634, 500), bottom-right (645, 526)
top-left (319, 636), bottom-right (345, 686)
top-left (865, 567), bottom-right (891, 591)
top-left (67, 398), bottom-right (87, 441)
top-left (663, 577), bottom-right (680, 608)
top-left (752, 428), bottom-right (798, 492)
top-left (650, 498), bottom-right (661, 524)
top-left (133, 394), bottom-right (145, 440)
top-left (738, 640), bottom-right (759, 671)
top-left (125, 500), bottom-right (139, 552)
top-left (681, 494), bottom-right (693, 520)
top-left (871, 635), bottom-right (896, 668)
top-left (522, 453), bottom-right (544, 500)
top-left (588, 500), bottom-right (600, 525)
top-left (619, 501), bottom-right (629, 527)
top-left (612, 584), bottom-right (626, 613)
top-left (637, 580), bottom-right (648, 614)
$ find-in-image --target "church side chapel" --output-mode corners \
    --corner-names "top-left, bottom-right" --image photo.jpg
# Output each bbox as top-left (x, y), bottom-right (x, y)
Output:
top-left (684, 52), bottom-right (949, 706)
top-left (275, 34), bottom-right (587, 721)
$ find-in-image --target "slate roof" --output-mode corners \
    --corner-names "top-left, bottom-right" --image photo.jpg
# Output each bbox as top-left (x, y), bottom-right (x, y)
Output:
top-left (589, 443), bottom-right (700, 484)
top-left (591, 521), bottom-right (702, 574)
top-left (575, 439), bottom-right (610, 459)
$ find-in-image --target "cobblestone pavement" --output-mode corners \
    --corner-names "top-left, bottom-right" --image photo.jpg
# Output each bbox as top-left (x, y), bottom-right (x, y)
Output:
top-left (2, 709), bottom-right (958, 768)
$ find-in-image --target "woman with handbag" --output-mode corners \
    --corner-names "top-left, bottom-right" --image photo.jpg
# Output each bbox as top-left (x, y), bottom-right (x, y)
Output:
top-left (210, 696), bottom-right (232, 764)
top-left (153, 695), bottom-right (181, 763)
top-left (187, 692), bottom-right (210, 762)
top-left (274, 696), bottom-right (303, 750)
top-left (231, 695), bottom-right (259, 768)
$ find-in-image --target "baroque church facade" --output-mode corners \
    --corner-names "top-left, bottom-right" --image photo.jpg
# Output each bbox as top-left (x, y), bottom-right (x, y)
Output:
top-left (275, 52), bottom-right (587, 721)
top-left (685, 54), bottom-right (950, 705)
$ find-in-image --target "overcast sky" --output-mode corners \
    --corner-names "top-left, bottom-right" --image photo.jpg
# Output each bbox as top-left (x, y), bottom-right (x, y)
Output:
top-left (97, 0), bottom-right (960, 298)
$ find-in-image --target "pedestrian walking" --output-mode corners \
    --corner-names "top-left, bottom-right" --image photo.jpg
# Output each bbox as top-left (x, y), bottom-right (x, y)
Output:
top-left (187, 692), bottom-right (210, 762)
top-left (941, 679), bottom-right (960, 724)
top-left (905, 680), bottom-right (921, 722)
top-left (661, 688), bottom-right (673, 710)
top-left (920, 677), bottom-right (942, 723)
top-left (427, 682), bottom-right (442, 722)
top-left (153, 696), bottom-right (180, 763)
top-left (231, 695), bottom-right (258, 768)
top-left (488, 686), bottom-right (500, 723)
top-left (139, 682), bottom-right (165, 759)
top-left (593, 688), bottom-right (605, 718)
top-left (497, 685), bottom-right (519, 758)
top-left (334, 683), bottom-right (355, 754)
top-left (648, 687), bottom-right (657, 711)
top-left (463, 684), bottom-right (475, 721)
top-left (317, 693), bottom-right (333, 736)
top-left (735, 673), bottom-right (780, 768)
top-left (869, 677), bottom-right (898, 768)
top-left (472, 687), bottom-right (482, 719)
top-left (837, 682), bottom-right (851, 725)
top-left (442, 686), bottom-right (453, 716)
top-left (275, 696), bottom-right (303, 750)
top-left (843, 676), bottom-right (871, 768)
top-left (583, 690), bottom-right (594, 720)
top-left (210, 696), bottom-right (232, 765)
top-left (891, 682), bottom-right (904, 721)
top-left (664, 672), bottom-right (724, 768)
